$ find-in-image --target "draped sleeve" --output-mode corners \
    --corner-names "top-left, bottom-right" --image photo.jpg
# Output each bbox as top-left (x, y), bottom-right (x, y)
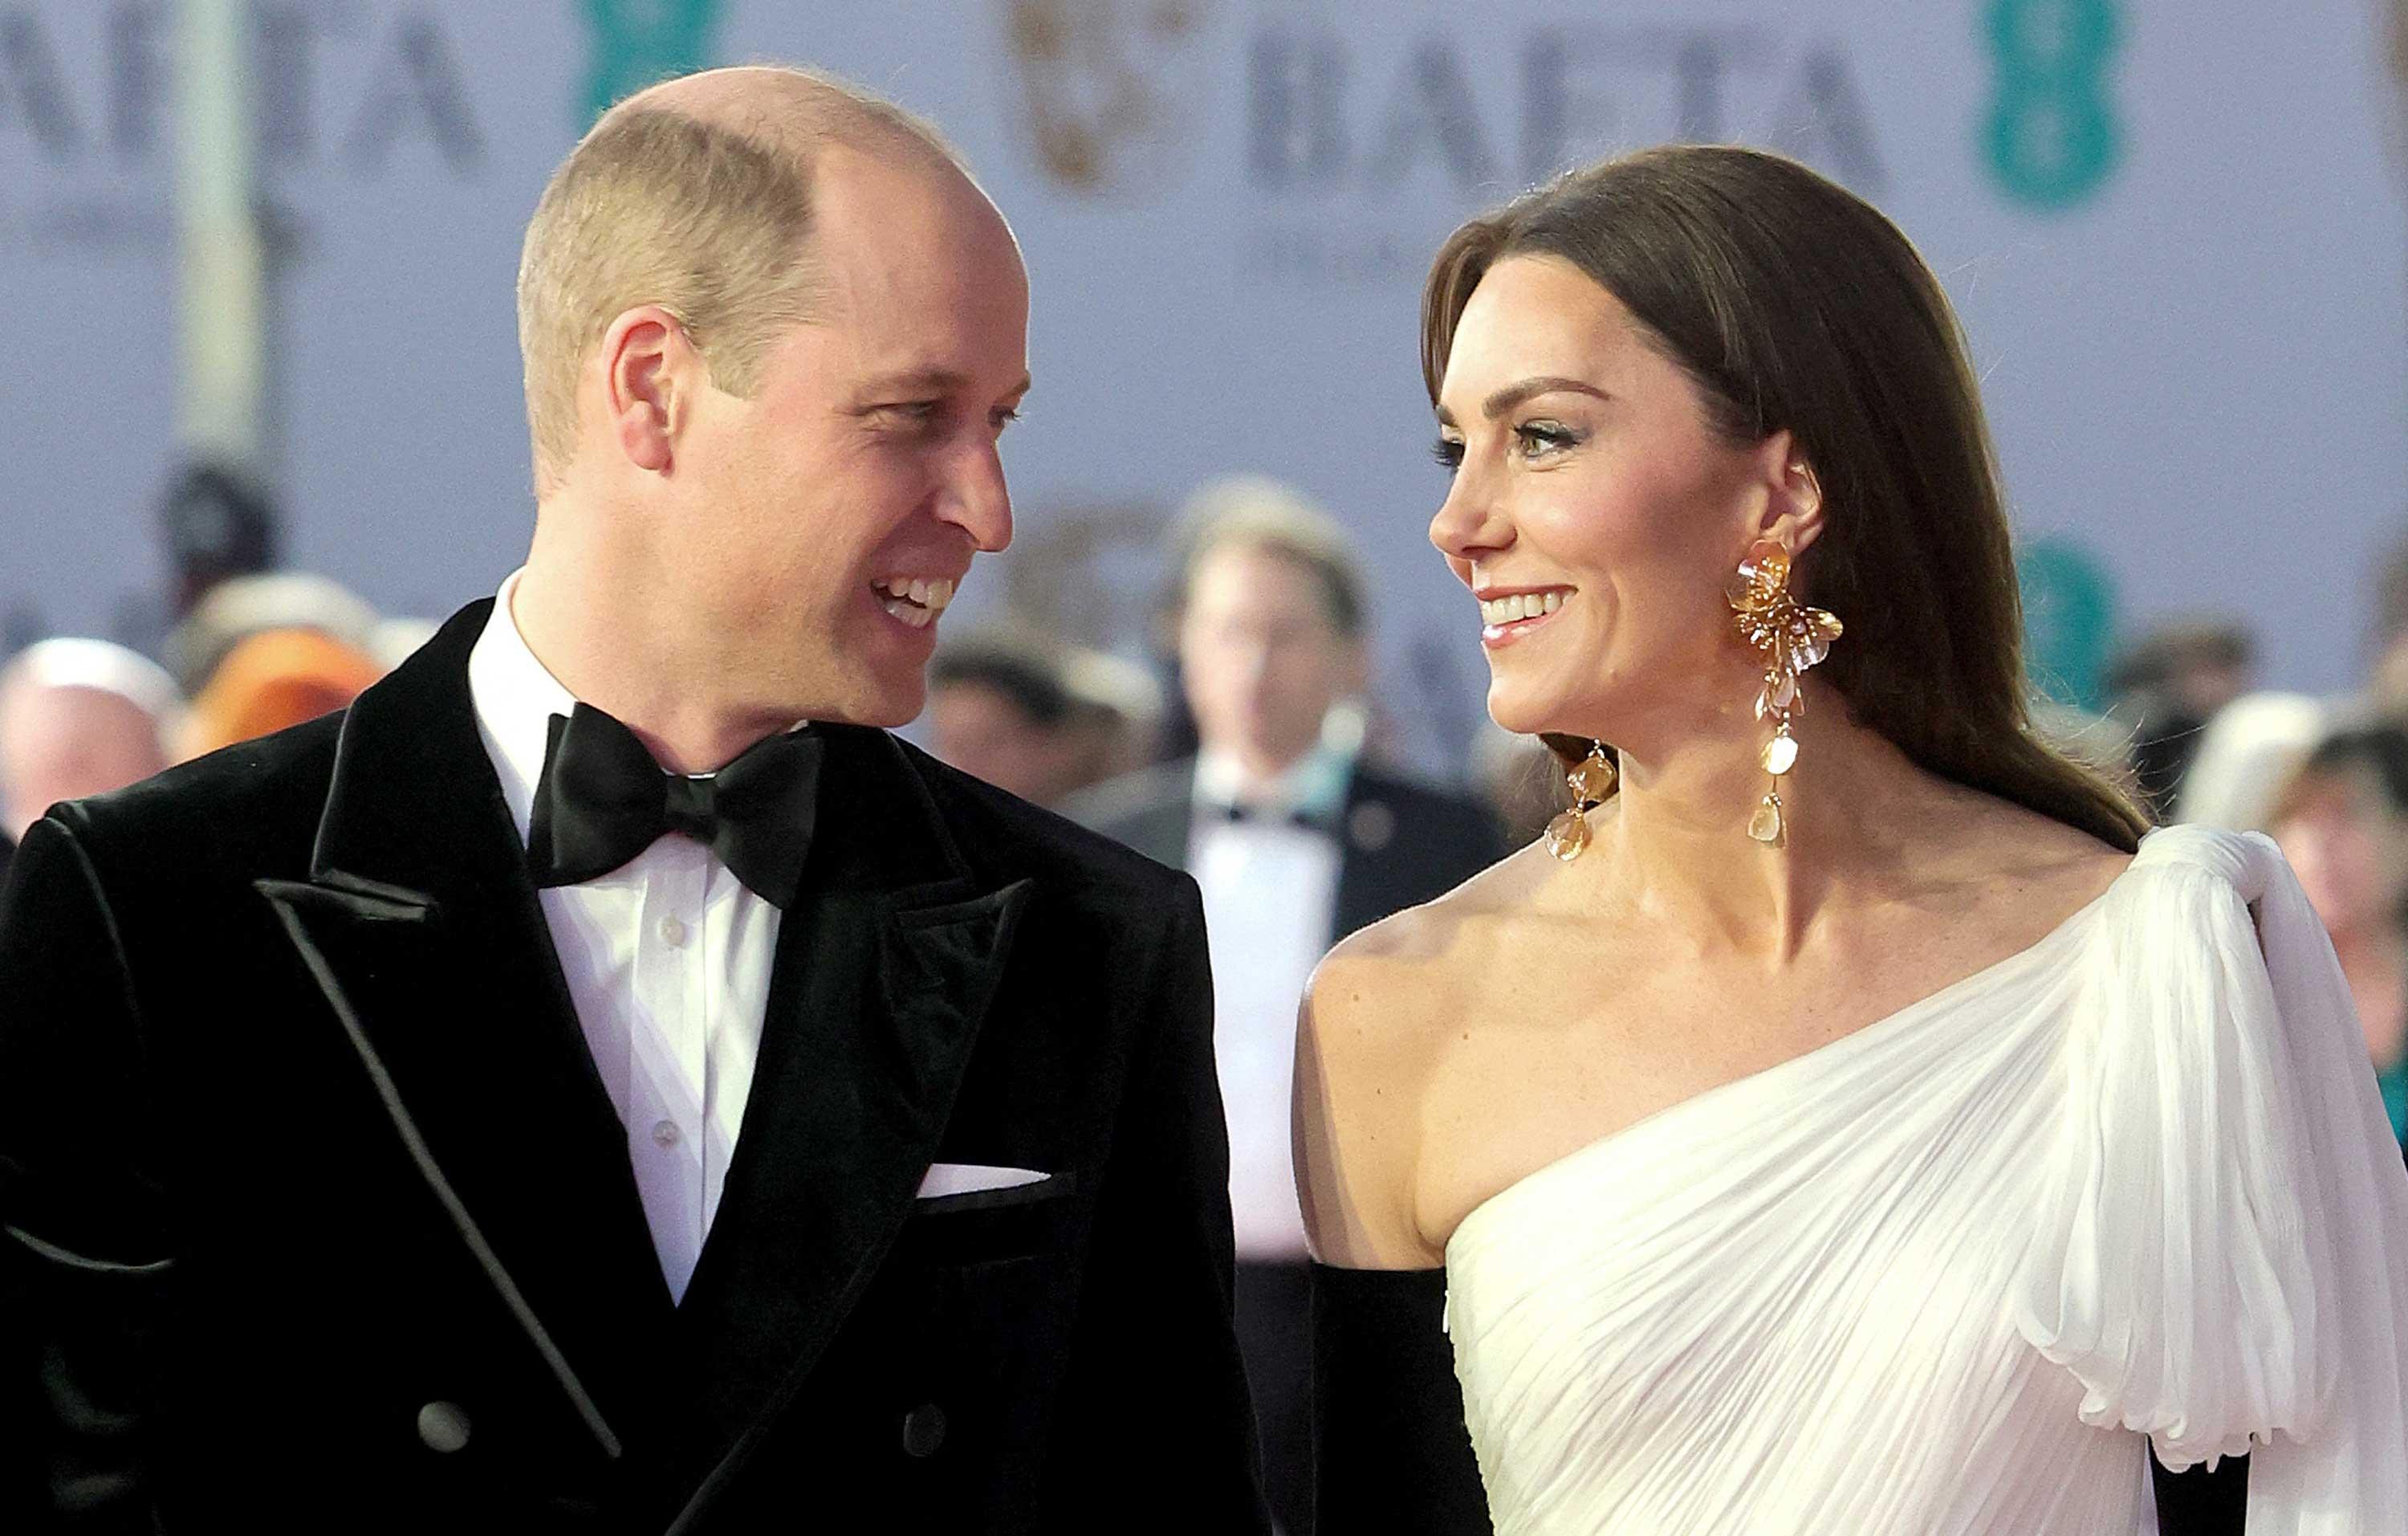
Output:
top-left (2012, 825), bottom-right (2408, 1530)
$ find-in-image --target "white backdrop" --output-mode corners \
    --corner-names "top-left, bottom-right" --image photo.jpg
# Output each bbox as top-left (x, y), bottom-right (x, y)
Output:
top-left (3, 0), bottom-right (2401, 772)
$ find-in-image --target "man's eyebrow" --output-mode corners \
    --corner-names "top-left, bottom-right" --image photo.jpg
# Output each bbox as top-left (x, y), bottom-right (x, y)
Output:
top-left (854, 368), bottom-right (1033, 401)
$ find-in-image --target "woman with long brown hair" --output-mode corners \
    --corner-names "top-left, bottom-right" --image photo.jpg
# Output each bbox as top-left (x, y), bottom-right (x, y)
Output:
top-left (1294, 146), bottom-right (2408, 1534)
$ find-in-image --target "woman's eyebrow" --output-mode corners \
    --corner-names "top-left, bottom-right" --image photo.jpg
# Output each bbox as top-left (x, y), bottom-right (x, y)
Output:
top-left (1482, 376), bottom-right (1609, 419)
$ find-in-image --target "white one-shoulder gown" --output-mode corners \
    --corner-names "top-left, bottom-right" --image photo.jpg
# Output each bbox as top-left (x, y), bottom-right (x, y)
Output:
top-left (1443, 827), bottom-right (2408, 1534)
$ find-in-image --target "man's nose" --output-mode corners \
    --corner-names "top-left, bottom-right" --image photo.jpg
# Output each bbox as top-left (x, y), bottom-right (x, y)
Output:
top-left (942, 441), bottom-right (1013, 553)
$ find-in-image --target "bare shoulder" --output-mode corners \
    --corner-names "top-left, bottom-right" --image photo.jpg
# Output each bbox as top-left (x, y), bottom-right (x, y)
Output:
top-left (1919, 782), bottom-right (2138, 935)
top-left (1294, 854), bottom-right (1536, 1269)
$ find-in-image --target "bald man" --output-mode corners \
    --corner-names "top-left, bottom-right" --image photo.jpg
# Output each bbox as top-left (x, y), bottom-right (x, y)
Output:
top-left (0, 638), bottom-right (177, 833)
top-left (0, 68), bottom-right (1267, 1533)
top-left (0, 638), bottom-right (179, 896)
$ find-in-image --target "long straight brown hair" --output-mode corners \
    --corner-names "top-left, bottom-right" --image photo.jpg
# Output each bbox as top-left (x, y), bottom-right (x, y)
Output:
top-left (1422, 145), bottom-right (2150, 853)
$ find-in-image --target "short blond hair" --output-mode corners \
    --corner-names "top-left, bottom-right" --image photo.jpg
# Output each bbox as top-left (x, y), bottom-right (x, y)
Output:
top-left (515, 66), bottom-right (958, 491)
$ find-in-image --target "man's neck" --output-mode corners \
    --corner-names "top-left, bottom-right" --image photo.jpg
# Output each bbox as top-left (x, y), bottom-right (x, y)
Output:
top-left (1200, 740), bottom-right (1332, 812)
top-left (509, 524), bottom-right (792, 775)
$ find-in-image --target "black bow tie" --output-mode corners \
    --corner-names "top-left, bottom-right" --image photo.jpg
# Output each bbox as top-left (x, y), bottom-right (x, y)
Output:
top-left (1218, 799), bottom-right (1323, 832)
top-left (526, 703), bottom-right (824, 909)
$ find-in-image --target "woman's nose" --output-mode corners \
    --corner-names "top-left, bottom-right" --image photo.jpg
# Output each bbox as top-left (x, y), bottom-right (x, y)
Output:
top-left (1430, 474), bottom-right (1510, 567)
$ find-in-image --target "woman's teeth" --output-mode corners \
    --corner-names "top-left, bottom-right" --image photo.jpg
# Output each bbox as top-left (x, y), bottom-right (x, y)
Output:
top-left (873, 576), bottom-right (956, 629)
top-left (1480, 589), bottom-right (1568, 626)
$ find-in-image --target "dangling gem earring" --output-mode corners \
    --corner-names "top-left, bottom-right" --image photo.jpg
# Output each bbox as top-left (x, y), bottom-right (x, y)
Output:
top-left (1544, 742), bottom-right (1617, 862)
top-left (1725, 539), bottom-right (1843, 847)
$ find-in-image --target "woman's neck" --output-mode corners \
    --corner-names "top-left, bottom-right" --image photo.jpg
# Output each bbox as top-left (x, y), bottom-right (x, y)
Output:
top-left (1593, 678), bottom-right (1941, 963)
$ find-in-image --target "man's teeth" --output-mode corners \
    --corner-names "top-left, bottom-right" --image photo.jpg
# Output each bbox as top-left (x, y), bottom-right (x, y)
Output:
top-left (873, 576), bottom-right (956, 627)
top-left (1480, 590), bottom-right (1568, 626)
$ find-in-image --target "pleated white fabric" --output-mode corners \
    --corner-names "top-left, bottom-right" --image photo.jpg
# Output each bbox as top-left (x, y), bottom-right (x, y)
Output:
top-left (1443, 826), bottom-right (2408, 1534)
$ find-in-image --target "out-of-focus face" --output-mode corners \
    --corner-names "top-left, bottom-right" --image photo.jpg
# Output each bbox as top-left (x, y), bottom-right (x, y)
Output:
top-left (1426, 255), bottom-right (1783, 744)
top-left (2276, 768), bottom-right (2408, 943)
top-left (1178, 543), bottom-right (1363, 776)
top-left (928, 681), bottom-right (1078, 805)
top-left (0, 684), bottom-right (169, 838)
top-left (673, 147), bottom-right (1031, 728)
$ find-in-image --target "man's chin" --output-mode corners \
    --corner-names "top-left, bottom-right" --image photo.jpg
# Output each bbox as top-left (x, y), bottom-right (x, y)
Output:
top-left (811, 674), bottom-right (929, 731)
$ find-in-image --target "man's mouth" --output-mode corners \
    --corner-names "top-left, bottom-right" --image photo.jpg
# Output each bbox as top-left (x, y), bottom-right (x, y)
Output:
top-left (872, 575), bottom-right (958, 630)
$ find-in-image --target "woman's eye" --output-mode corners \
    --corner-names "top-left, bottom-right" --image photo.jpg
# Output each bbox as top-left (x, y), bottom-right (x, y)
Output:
top-left (1514, 422), bottom-right (1578, 459)
top-left (1432, 437), bottom-right (1465, 471)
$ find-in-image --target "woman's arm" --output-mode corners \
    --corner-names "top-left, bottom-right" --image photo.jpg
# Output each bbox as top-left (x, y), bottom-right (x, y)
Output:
top-left (1311, 1263), bottom-right (1493, 1536)
top-left (1295, 935), bottom-right (1492, 1533)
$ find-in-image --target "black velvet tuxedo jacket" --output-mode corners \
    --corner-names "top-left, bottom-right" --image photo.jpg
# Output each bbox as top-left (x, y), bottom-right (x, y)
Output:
top-left (1070, 757), bottom-right (1509, 946)
top-left (0, 602), bottom-right (1269, 1534)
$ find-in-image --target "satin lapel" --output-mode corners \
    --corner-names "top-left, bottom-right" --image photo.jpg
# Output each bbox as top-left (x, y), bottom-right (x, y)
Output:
top-left (668, 728), bottom-right (1034, 1514)
top-left (258, 601), bottom-right (672, 1458)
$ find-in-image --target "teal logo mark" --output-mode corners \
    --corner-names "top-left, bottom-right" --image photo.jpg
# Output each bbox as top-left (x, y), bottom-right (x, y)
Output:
top-left (2017, 536), bottom-right (2117, 713)
top-left (1980, 0), bottom-right (2123, 210)
top-left (579, 0), bottom-right (725, 128)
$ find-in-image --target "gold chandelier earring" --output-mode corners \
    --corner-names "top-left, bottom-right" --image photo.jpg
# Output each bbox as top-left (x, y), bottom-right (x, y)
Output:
top-left (1726, 539), bottom-right (1843, 847)
top-left (1544, 741), bottom-right (1617, 862)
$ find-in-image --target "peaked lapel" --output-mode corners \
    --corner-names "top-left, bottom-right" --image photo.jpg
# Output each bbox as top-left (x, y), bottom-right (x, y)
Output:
top-left (667, 727), bottom-right (1033, 1516)
top-left (254, 601), bottom-right (672, 1461)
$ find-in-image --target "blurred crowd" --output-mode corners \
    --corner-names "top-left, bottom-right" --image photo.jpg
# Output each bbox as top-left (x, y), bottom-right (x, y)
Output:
top-left (15, 463), bottom-right (2408, 1533)
top-left (0, 466), bottom-right (434, 891)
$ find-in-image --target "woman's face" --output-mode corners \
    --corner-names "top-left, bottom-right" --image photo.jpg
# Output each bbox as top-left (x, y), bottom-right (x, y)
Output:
top-left (1427, 255), bottom-right (1800, 744)
top-left (2275, 768), bottom-right (2408, 943)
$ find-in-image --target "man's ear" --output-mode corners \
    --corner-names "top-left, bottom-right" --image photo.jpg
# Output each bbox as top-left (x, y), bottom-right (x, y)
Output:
top-left (1748, 428), bottom-right (1825, 556)
top-left (598, 305), bottom-right (695, 475)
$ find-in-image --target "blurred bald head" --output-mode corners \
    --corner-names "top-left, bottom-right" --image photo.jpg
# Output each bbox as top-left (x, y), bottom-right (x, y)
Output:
top-left (0, 639), bottom-right (178, 839)
top-left (515, 63), bottom-right (974, 493)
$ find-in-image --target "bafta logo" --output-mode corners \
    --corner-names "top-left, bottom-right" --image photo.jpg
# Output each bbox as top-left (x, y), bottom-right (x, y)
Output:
top-left (1002, 0), bottom-right (1210, 198)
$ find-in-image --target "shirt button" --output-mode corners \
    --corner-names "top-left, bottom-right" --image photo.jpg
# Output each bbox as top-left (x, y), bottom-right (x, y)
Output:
top-left (901, 1402), bottom-right (947, 1458)
top-left (658, 915), bottom-right (688, 947)
top-left (651, 1119), bottom-right (681, 1150)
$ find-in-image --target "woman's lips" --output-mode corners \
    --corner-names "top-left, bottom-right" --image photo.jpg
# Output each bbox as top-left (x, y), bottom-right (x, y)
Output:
top-left (1478, 586), bottom-right (1572, 648)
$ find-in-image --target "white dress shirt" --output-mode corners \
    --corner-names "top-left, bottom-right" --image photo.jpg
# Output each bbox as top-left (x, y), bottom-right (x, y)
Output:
top-left (1188, 746), bottom-right (1349, 1262)
top-left (466, 571), bottom-right (779, 1303)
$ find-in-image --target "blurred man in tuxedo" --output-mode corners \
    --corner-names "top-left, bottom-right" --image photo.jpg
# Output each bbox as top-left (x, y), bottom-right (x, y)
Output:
top-left (1072, 478), bottom-right (1507, 1533)
top-left (0, 66), bottom-right (1266, 1534)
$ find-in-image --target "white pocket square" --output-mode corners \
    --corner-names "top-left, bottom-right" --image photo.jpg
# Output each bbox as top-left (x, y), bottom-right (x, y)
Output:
top-left (916, 1163), bottom-right (1051, 1200)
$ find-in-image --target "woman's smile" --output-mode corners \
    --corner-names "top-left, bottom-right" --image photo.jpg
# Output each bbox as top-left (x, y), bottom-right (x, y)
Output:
top-left (1477, 585), bottom-right (1575, 648)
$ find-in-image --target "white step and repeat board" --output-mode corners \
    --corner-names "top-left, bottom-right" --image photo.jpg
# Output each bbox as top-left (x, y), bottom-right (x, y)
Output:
top-left (2, 1), bottom-right (2401, 772)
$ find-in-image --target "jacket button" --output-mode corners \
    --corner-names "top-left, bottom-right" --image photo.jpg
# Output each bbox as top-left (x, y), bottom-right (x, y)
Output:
top-left (417, 1400), bottom-right (472, 1453)
top-left (901, 1402), bottom-right (946, 1458)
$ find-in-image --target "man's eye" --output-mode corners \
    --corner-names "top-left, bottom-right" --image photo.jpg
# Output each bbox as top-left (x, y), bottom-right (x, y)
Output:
top-left (877, 401), bottom-right (942, 426)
